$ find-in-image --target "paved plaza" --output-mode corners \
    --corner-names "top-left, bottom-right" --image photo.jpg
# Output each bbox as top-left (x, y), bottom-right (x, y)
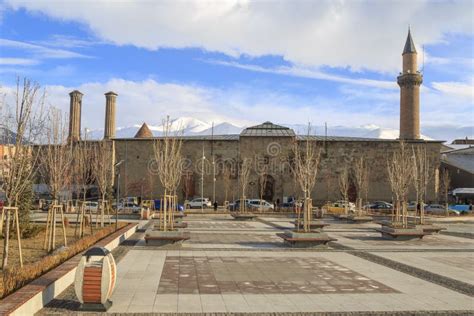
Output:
top-left (39, 214), bottom-right (474, 315)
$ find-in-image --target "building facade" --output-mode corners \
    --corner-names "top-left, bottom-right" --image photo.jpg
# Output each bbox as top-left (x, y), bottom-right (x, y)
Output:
top-left (61, 30), bottom-right (442, 205)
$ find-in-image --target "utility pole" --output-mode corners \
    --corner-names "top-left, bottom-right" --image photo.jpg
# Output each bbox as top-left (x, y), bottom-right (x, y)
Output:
top-left (201, 145), bottom-right (205, 213)
top-left (211, 122), bottom-right (216, 205)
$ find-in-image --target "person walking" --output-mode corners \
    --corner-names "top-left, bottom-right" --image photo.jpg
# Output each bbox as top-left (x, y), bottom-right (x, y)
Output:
top-left (213, 201), bottom-right (218, 211)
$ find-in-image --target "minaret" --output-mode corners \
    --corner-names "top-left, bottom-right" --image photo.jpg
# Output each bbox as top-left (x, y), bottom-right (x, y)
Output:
top-left (104, 91), bottom-right (117, 139)
top-left (68, 90), bottom-right (83, 142)
top-left (398, 28), bottom-right (423, 140)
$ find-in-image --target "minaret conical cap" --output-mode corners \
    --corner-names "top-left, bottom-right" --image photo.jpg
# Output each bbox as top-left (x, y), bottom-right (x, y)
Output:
top-left (403, 28), bottom-right (417, 55)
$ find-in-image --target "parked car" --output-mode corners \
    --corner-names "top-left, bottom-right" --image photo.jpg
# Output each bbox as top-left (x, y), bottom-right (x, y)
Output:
top-left (141, 199), bottom-right (155, 210)
top-left (154, 199), bottom-right (184, 211)
top-left (365, 201), bottom-right (393, 213)
top-left (407, 202), bottom-right (417, 211)
top-left (118, 202), bottom-right (142, 213)
top-left (248, 199), bottom-right (274, 211)
top-left (41, 200), bottom-right (53, 212)
top-left (323, 200), bottom-right (355, 214)
top-left (83, 201), bottom-right (99, 213)
top-left (227, 199), bottom-right (250, 211)
top-left (186, 198), bottom-right (212, 209)
top-left (425, 204), bottom-right (460, 216)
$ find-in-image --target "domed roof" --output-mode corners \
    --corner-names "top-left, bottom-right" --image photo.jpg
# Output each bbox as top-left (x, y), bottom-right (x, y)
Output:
top-left (134, 123), bottom-right (153, 138)
top-left (240, 121), bottom-right (295, 137)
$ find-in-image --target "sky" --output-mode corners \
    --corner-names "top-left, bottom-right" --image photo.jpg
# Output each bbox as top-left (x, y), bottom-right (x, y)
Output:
top-left (0, 0), bottom-right (473, 139)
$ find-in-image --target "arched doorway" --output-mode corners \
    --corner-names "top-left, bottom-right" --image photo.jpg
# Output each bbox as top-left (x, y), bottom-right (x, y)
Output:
top-left (259, 175), bottom-right (275, 201)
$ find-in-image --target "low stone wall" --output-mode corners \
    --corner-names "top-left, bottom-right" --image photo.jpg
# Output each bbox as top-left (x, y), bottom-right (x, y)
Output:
top-left (0, 223), bottom-right (137, 316)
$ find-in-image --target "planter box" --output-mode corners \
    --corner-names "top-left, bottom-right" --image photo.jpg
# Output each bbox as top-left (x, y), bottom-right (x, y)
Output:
top-left (230, 212), bottom-right (257, 221)
top-left (144, 229), bottom-right (190, 246)
top-left (276, 230), bottom-right (336, 248)
top-left (376, 225), bottom-right (427, 240)
top-left (347, 215), bottom-right (373, 223)
top-left (292, 220), bottom-right (329, 230)
top-left (415, 224), bottom-right (446, 234)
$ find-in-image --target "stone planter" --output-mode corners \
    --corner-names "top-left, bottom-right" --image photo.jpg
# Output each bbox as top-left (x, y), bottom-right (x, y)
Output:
top-left (144, 229), bottom-right (190, 246)
top-left (376, 225), bottom-right (427, 240)
top-left (415, 224), bottom-right (446, 234)
top-left (276, 230), bottom-right (336, 248)
top-left (332, 214), bottom-right (350, 220)
top-left (292, 220), bottom-right (329, 230)
top-left (347, 215), bottom-right (373, 223)
top-left (230, 212), bottom-right (257, 220)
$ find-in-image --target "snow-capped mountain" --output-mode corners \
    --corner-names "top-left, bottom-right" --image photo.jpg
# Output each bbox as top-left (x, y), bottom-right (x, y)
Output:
top-left (85, 116), bottom-right (471, 142)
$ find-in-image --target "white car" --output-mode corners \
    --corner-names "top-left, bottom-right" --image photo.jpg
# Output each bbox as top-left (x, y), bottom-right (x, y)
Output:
top-left (83, 201), bottom-right (98, 213)
top-left (334, 200), bottom-right (356, 211)
top-left (186, 198), bottom-right (212, 209)
top-left (118, 202), bottom-right (142, 213)
top-left (248, 199), bottom-right (274, 211)
top-left (425, 204), bottom-right (460, 216)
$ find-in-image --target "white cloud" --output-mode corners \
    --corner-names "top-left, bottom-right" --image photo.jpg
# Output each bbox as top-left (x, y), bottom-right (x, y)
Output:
top-left (5, 0), bottom-right (473, 72)
top-left (206, 60), bottom-right (397, 89)
top-left (0, 57), bottom-right (39, 65)
top-left (0, 38), bottom-right (91, 59)
top-left (431, 81), bottom-right (474, 99)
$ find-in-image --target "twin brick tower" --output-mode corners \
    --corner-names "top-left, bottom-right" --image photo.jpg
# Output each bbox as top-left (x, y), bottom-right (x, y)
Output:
top-left (67, 30), bottom-right (423, 141)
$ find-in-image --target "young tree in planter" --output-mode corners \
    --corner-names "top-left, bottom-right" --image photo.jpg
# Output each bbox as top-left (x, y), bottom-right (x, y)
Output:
top-left (73, 139), bottom-right (94, 237)
top-left (0, 78), bottom-right (47, 268)
top-left (238, 158), bottom-right (252, 213)
top-left (153, 117), bottom-right (183, 231)
top-left (222, 163), bottom-right (232, 206)
top-left (291, 127), bottom-right (321, 232)
top-left (92, 140), bottom-right (113, 228)
top-left (440, 169), bottom-right (451, 217)
top-left (39, 108), bottom-right (72, 252)
top-left (352, 155), bottom-right (369, 215)
top-left (256, 156), bottom-right (269, 213)
top-left (412, 145), bottom-right (432, 224)
top-left (338, 164), bottom-right (350, 215)
top-left (387, 141), bottom-right (414, 227)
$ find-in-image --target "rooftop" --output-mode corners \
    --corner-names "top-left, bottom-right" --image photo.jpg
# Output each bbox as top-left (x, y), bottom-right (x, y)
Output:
top-left (240, 121), bottom-right (296, 137)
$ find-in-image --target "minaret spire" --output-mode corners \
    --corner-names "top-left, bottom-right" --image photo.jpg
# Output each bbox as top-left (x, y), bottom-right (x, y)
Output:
top-left (403, 27), bottom-right (417, 54)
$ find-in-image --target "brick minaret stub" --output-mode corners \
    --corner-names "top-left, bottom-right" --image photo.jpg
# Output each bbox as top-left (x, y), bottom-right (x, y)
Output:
top-left (104, 91), bottom-right (118, 139)
top-left (398, 29), bottom-right (422, 140)
top-left (68, 90), bottom-right (83, 142)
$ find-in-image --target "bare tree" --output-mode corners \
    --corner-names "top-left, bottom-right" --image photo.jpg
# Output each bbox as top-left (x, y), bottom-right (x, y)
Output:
top-left (153, 116), bottom-right (183, 231)
top-left (440, 168), bottom-right (451, 217)
top-left (412, 145), bottom-right (431, 224)
top-left (92, 140), bottom-right (113, 228)
top-left (256, 156), bottom-right (269, 212)
top-left (238, 158), bottom-right (252, 213)
top-left (39, 108), bottom-right (72, 251)
top-left (352, 155), bottom-right (369, 215)
top-left (387, 141), bottom-right (414, 227)
top-left (0, 78), bottom-right (46, 268)
top-left (338, 164), bottom-right (350, 215)
top-left (222, 163), bottom-right (232, 205)
top-left (73, 139), bottom-right (94, 237)
top-left (291, 125), bottom-right (321, 232)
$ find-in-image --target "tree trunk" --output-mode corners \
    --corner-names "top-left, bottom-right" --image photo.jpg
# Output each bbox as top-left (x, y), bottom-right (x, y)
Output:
top-left (2, 210), bottom-right (10, 269)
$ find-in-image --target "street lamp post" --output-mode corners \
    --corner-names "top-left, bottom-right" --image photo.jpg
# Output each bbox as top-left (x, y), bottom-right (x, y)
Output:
top-left (201, 146), bottom-right (205, 213)
top-left (114, 160), bottom-right (124, 230)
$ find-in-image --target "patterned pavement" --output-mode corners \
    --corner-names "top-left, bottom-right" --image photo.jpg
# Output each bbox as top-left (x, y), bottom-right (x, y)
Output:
top-left (37, 214), bottom-right (474, 315)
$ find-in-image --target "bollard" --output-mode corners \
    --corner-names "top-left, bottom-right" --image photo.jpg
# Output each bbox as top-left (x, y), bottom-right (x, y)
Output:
top-left (74, 247), bottom-right (116, 311)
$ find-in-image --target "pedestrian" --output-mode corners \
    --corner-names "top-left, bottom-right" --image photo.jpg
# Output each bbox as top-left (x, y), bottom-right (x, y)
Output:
top-left (213, 201), bottom-right (218, 211)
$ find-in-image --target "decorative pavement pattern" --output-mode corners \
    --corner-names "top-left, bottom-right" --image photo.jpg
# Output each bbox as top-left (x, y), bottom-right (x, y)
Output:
top-left (37, 214), bottom-right (474, 315)
top-left (157, 256), bottom-right (395, 295)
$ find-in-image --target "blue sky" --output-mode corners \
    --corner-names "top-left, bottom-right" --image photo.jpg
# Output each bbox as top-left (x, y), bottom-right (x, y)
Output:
top-left (0, 0), bottom-right (472, 139)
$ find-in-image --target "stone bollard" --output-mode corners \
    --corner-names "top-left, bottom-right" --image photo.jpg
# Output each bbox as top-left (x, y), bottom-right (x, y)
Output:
top-left (74, 247), bottom-right (116, 311)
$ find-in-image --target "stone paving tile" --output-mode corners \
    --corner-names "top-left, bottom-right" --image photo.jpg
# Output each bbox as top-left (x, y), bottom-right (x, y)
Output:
top-left (157, 256), bottom-right (395, 295)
